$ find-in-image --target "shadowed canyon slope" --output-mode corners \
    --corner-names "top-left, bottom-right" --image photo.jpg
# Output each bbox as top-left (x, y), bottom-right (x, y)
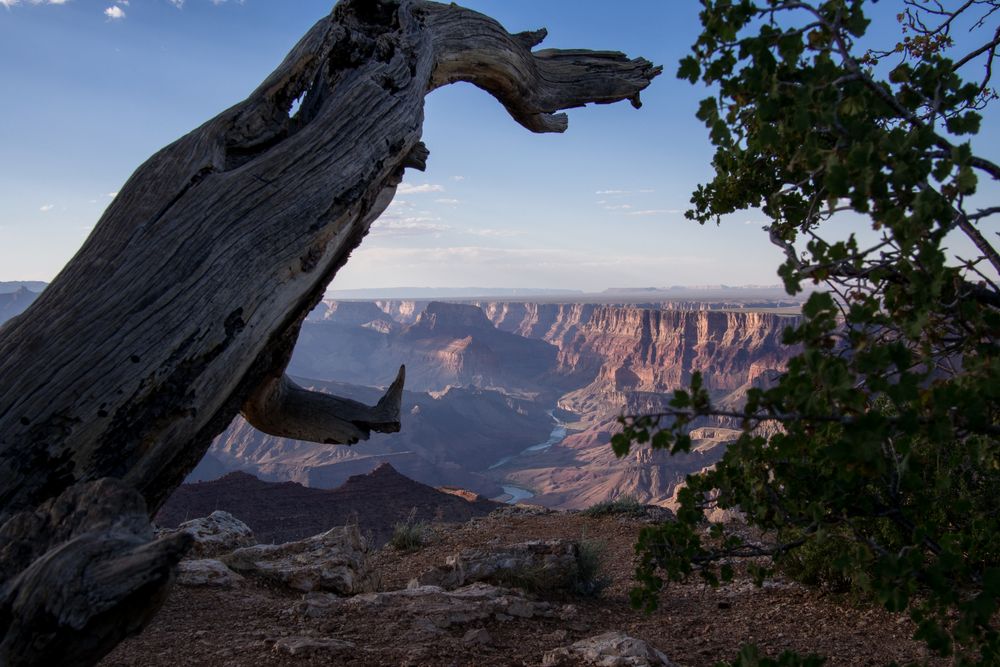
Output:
top-left (0, 286), bottom-right (41, 326)
top-left (292, 301), bottom-right (559, 394)
top-left (157, 463), bottom-right (498, 546)
top-left (198, 298), bottom-right (798, 509)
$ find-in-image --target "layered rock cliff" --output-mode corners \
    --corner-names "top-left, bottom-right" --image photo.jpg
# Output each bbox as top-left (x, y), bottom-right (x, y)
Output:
top-left (468, 303), bottom-right (796, 409)
top-left (290, 301), bottom-right (559, 393)
top-left (562, 307), bottom-right (793, 394)
top-left (271, 299), bottom-right (798, 507)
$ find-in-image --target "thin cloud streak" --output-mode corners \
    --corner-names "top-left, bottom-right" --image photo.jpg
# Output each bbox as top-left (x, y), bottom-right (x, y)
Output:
top-left (397, 183), bottom-right (445, 194)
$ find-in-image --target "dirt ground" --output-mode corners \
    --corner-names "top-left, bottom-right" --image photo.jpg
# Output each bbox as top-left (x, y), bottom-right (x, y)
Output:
top-left (102, 510), bottom-right (934, 666)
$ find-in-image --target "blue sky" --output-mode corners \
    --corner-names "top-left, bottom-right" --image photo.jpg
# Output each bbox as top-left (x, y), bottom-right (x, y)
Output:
top-left (0, 1), bottom-right (996, 291)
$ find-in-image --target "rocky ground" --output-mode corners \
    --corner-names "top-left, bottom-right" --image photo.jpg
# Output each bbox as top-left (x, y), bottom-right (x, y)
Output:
top-left (103, 507), bottom-right (935, 667)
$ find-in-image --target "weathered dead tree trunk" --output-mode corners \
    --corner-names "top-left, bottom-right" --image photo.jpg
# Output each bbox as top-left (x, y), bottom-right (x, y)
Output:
top-left (0, 0), bottom-right (659, 663)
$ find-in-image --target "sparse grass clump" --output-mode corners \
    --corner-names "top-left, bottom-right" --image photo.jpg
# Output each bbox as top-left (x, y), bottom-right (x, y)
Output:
top-left (581, 495), bottom-right (645, 519)
top-left (574, 539), bottom-right (610, 597)
top-left (389, 509), bottom-right (428, 552)
top-left (493, 538), bottom-right (610, 598)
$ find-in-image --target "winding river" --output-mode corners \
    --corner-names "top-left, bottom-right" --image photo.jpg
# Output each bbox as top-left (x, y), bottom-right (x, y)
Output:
top-left (491, 411), bottom-right (568, 504)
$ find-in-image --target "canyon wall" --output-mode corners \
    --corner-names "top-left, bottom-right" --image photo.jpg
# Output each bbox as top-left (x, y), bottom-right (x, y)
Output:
top-left (204, 299), bottom-right (798, 506)
top-left (467, 302), bottom-right (796, 399)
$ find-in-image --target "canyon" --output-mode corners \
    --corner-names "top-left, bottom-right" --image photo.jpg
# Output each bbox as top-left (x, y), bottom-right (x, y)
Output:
top-left (0, 283), bottom-right (799, 510)
top-left (202, 295), bottom-right (799, 509)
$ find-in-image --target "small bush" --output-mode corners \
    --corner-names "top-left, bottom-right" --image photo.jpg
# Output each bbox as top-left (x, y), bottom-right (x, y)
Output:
top-left (581, 495), bottom-right (645, 518)
top-left (574, 539), bottom-right (611, 597)
top-left (389, 509), bottom-right (427, 552)
top-left (491, 539), bottom-right (610, 597)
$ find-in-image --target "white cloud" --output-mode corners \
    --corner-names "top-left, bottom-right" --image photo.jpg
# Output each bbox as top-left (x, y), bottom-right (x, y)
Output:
top-left (352, 246), bottom-right (707, 270)
top-left (397, 183), bottom-right (445, 195)
top-left (168, 0), bottom-right (183, 7)
top-left (625, 209), bottom-right (681, 216)
top-left (104, 5), bottom-right (125, 19)
top-left (2, 0), bottom-right (69, 7)
top-left (452, 175), bottom-right (465, 181)
top-left (39, 204), bottom-right (54, 212)
top-left (107, 192), bottom-right (118, 198)
top-left (466, 228), bottom-right (526, 238)
top-left (603, 204), bottom-right (632, 210)
top-left (371, 218), bottom-right (449, 237)
top-left (595, 188), bottom-right (657, 196)
top-left (435, 198), bottom-right (460, 205)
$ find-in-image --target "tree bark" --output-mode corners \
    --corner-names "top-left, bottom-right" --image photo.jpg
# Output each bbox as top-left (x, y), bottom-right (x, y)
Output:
top-left (0, 0), bottom-right (659, 662)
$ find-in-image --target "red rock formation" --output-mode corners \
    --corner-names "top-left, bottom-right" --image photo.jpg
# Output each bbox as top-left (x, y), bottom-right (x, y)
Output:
top-left (471, 302), bottom-right (795, 396)
top-left (564, 307), bottom-right (794, 396)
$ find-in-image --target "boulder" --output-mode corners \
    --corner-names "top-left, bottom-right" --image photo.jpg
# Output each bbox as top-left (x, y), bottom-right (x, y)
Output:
top-left (289, 583), bottom-right (556, 629)
top-left (416, 539), bottom-right (580, 591)
top-left (159, 510), bottom-right (255, 558)
top-left (543, 632), bottom-right (675, 667)
top-left (272, 636), bottom-right (355, 657)
top-left (176, 559), bottom-right (244, 588)
top-left (462, 628), bottom-right (493, 645)
top-left (222, 524), bottom-right (368, 594)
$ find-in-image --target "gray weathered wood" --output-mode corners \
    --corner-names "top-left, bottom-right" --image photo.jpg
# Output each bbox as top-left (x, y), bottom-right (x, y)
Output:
top-left (0, 478), bottom-right (191, 666)
top-left (0, 0), bottom-right (658, 662)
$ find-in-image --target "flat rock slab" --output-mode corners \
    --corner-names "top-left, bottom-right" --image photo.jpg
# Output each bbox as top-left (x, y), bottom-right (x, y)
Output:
top-left (271, 636), bottom-right (356, 657)
top-left (417, 539), bottom-right (580, 591)
top-left (543, 632), bottom-right (676, 667)
top-left (176, 559), bottom-right (244, 588)
top-left (222, 524), bottom-right (367, 594)
top-left (289, 583), bottom-right (563, 629)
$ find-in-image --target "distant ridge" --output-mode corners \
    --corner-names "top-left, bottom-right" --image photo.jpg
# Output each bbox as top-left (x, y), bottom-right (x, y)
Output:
top-left (156, 463), bottom-right (499, 546)
top-left (0, 281), bottom-right (46, 294)
top-left (325, 285), bottom-right (806, 302)
top-left (0, 286), bottom-right (42, 325)
top-left (327, 287), bottom-right (584, 299)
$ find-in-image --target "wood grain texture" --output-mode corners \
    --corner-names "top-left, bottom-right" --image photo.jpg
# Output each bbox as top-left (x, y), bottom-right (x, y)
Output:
top-left (0, 1), bottom-right (658, 662)
top-left (0, 478), bottom-right (191, 666)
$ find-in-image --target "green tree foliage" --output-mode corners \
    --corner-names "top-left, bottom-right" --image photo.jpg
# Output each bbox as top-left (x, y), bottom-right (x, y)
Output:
top-left (613, 1), bottom-right (1000, 663)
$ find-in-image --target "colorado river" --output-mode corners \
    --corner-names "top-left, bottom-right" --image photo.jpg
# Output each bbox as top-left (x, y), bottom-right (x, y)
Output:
top-left (501, 485), bottom-right (536, 504)
top-left (490, 411), bottom-right (569, 504)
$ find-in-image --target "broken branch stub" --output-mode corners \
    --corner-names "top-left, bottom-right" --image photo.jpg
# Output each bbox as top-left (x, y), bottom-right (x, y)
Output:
top-left (0, 1), bottom-right (658, 663)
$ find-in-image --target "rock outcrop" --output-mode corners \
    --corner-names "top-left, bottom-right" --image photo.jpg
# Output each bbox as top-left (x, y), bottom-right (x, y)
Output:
top-left (157, 510), bottom-right (255, 558)
top-left (543, 632), bottom-right (676, 667)
top-left (417, 539), bottom-right (582, 591)
top-left (222, 524), bottom-right (368, 594)
top-left (176, 559), bottom-right (244, 588)
top-left (290, 582), bottom-right (564, 628)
